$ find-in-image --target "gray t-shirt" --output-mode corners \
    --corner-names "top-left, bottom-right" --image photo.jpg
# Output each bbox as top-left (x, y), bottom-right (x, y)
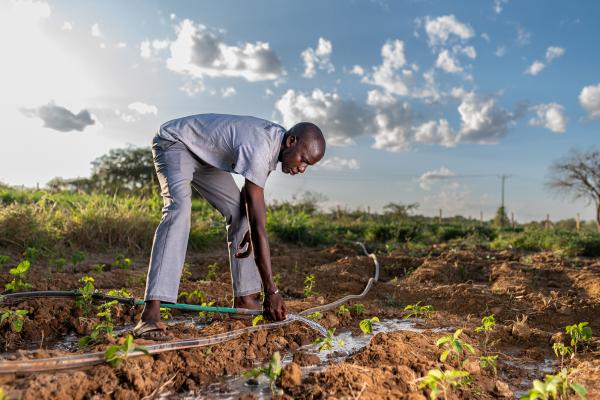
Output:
top-left (158, 113), bottom-right (286, 188)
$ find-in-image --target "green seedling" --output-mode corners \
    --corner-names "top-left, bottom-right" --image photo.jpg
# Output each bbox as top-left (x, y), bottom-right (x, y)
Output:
top-left (403, 302), bottom-right (435, 320)
top-left (252, 315), bottom-right (265, 326)
top-left (105, 334), bottom-right (149, 368)
top-left (474, 314), bottom-right (496, 354)
top-left (306, 311), bottom-right (322, 321)
top-left (160, 307), bottom-right (172, 320)
top-left (552, 342), bottom-right (573, 369)
top-left (303, 274), bottom-right (316, 297)
top-left (4, 260), bottom-right (32, 293)
top-left (79, 300), bottom-right (119, 347)
top-left (0, 309), bottom-right (28, 333)
top-left (479, 355), bottom-right (498, 376)
top-left (273, 273), bottom-right (282, 287)
top-left (418, 369), bottom-right (471, 400)
top-left (205, 262), bottom-right (219, 281)
top-left (76, 276), bottom-right (95, 317)
top-left (0, 255), bottom-right (10, 266)
top-left (49, 258), bottom-right (66, 271)
top-left (359, 316), bottom-right (380, 334)
top-left (182, 263), bottom-right (192, 280)
top-left (349, 303), bottom-right (365, 316)
top-left (520, 368), bottom-right (587, 400)
top-left (23, 247), bottom-right (39, 263)
top-left (337, 304), bottom-right (350, 316)
top-left (565, 322), bottom-right (592, 354)
top-left (71, 251), bottom-right (86, 270)
top-left (198, 301), bottom-right (216, 317)
top-left (178, 289), bottom-right (206, 304)
top-left (107, 288), bottom-right (132, 298)
top-left (242, 352), bottom-right (282, 393)
top-left (90, 263), bottom-right (106, 274)
top-left (313, 328), bottom-right (345, 352)
top-left (436, 329), bottom-right (475, 364)
top-left (114, 256), bottom-right (132, 269)
top-left (389, 276), bottom-right (399, 285)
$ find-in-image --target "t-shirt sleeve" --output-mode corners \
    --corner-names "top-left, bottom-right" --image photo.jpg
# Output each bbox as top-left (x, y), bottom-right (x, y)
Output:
top-left (232, 144), bottom-right (270, 188)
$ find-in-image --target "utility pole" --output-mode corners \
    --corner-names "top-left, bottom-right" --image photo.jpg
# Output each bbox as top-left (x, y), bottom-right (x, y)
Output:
top-left (498, 174), bottom-right (512, 227)
top-left (500, 175), bottom-right (511, 210)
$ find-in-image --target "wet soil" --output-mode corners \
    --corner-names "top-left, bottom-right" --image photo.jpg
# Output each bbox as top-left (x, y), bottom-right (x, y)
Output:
top-left (1, 242), bottom-right (599, 399)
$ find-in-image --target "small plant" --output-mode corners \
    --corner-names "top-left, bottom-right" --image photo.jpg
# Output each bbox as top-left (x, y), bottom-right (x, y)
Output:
top-left (359, 316), bottom-right (380, 334)
top-left (242, 352), bottom-right (282, 393)
top-left (182, 263), bottom-right (192, 280)
top-left (313, 328), bottom-right (345, 352)
top-left (552, 342), bottom-right (573, 369)
top-left (306, 311), bottom-right (322, 321)
top-left (349, 303), bottom-right (365, 316)
top-left (418, 369), bottom-right (471, 400)
top-left (0, 255), bottom-right (10, 266)
top-left (205, 262), bottom-right (219, 280)
top-left (105, 334), bottom-right (149, 368)
top-left (403, 302), bottom-right (435, 320)
top-left (114, 256), bottom-right (133, 269)
top-left (198, 301), bottom-right (216, 318)
top-left (90, 263), bottom-right (106, 274)
top-left (389, 276), bottom-right (398, 285)
top-left (436, 329), bottom-right (475, 364)
top-left (0, 309), bottom-right (28, 333)
top-left (273, 273), bottom-right (282, 287)
top-left (76, 276), bottom-right (95, 317)
top-left (49, 257), bottom-right (66, 271)
top-left (474, 314), bottom-right (496, 354)
top-left (479, 355), bottom-right (498, 376)
top-left (252, 315), bottom-right (265, 326)
top-left (4, 260), bottom-right (32, 293)
top-left (23, 247), bottom-right (39, 262)
top-left (107, 288), bottom-right (132, 298)
top-left (337, 304), bottom-right (350, 316)
top-left (79, 300), bottom-right (118, 346)
top-left (565, 322), bottom-right (592, 354)
top-left (178, 289), bottom-right (206, 303)
top-left (520, 368), bottom-right (587, 400)
top-left (160, 307), bottom-right (172, 320)
top-left (71, 251), bottom-right (86, 270)
top-left (303, 274), bottom-right (316, 297)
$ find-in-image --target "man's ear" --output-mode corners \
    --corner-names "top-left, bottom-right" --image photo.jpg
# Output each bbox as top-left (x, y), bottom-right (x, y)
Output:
top-left (286, 134), bottom-right (298, 148)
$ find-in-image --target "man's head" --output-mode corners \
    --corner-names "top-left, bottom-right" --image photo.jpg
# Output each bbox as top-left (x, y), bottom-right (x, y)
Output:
top-left (279, 122), bottom-right (326, 175)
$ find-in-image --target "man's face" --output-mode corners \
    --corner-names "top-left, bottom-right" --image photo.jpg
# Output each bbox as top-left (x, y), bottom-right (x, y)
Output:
top-left (280, 137), bottom-right (320, 175)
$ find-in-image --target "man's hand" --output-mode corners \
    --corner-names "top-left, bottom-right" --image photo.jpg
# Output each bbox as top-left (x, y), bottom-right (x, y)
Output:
top-left (234, 230), bottom-right (253, 258)
top-left (263, 292), bottom-right (287, 321)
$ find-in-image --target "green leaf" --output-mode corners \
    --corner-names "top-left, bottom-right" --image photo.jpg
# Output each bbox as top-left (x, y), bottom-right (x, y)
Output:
top-left (11, 319), bottom-right (23, 333)
top-left (440, 349), bottom-right (449, 362)
top-left (252, 315), bottom-right (265, 326)
top-left (570, 383), bottom-right (587, 399)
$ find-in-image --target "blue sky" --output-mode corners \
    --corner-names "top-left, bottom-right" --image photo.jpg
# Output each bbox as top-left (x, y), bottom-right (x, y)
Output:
top-left (1, 0), bottom-right (599, 221)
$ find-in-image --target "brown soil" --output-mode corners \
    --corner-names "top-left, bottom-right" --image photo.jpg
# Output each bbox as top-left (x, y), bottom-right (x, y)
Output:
top-left (1, 242), bottom-right (599, 399)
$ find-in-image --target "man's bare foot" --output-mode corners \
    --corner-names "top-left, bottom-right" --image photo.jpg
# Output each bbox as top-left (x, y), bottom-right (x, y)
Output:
top-left (234, 293), bottom-right (262, 310)
top-left (140, 300), bottom-right (162, 324)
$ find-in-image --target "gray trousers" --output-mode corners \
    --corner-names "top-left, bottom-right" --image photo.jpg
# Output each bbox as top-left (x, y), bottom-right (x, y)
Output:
top-left (144, 136), bottom-right (262, 303)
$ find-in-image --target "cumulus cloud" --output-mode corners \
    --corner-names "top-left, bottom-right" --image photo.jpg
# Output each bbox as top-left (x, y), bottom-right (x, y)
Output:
top-left (61, 21), bottom-right (73, 31)
top-left (140, 39), bottom-right (169, 59)
top-left (545, 46), bottom-right (565, 61)
top-left (579, 83), bottom-right (600, 120)
top-left (316, 157), bottom-right (360, 171)
top-left (456, 91), bottom-right (515, 144)
top-left (419, 166), bottom-right (456, 190)
top-left (362, 39), bottom-right (411, 96)
top-left (435, 49), bottom-right (463, 73)
top-left (368, 90), bottom-right (414, 151)
top-left (349, 65), bottom-right (365, 76)
top-left (128, 102), bottom-right (158, 115)
top-left (494, 0), bottom-right (508, 14)
top-left (414, 119), bottom-right (457, 147)
top-left (166, 19), bottom-right (283, 82)
top-left (20, 102), bottom-right (95, 132)
top-left (221, 86), bottom-right (237, 97)
top-left (301, 37), bottom-right (334, 78)
top-left (528, 103), bottom-right (566, 133)
top-left (525, 60), bottom-right (545, 76)
top-left (91, 23), bottom-right (102, 38)
top-left (424, 15), bottom-right (474, 47)
top-left (275, 89), bottom-right (370, 146)
top-left (495, 46), bottom-right (506, 57)
top-left (516, 25), bottom-right (531, 46)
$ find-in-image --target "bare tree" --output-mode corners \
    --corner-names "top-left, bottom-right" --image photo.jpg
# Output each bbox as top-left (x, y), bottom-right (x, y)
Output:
top-left (547, 149), bottom-right (600, 232)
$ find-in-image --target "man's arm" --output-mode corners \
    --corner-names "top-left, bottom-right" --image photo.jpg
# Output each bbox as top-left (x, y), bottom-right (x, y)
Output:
top-left (241, 179), bottom-right (286, 321)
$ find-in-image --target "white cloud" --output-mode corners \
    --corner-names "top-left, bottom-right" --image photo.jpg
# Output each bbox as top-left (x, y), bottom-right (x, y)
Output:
top-left (414, 119), bottom-right (457, 147)
top-left (424, 15), bottom-right (474, 47)
top-left (275, 89), bottom-right (369, 146)
top-left (481, 33), bottom-right (490, 42)
top-left (495, 46), bottom-right (506, 57)
top-left (221, 86), bottom-right (237, 97)
top-left (20, 102), bottom-right (96, 132)
top-left (528, 103), bottom-right (566, 133)
top-left (579, 83), bottom-right (600, 120)
top-left (116, 42), bottom-right (127, 49)
top-left (301, 37), bottom-right (334, 78)
top-left (61, 21), bottom-right (73, 31)
top-left (165, 19), bottom-right (283, 82)
top-left (140, 39), bottom-right (170, 59)
top-left (435, 49), bottom-right (463, 73)
top-left (545, 46), bottom-right (565, 61)
top-left (418, 166), bottom-right (456, 190)
top-left (516, 25), bottom-right (531, 46)
top-left (128, 102), bottom-right (158, 115)
top-left (350, 65), bottom-right (365, 76)
top-left (525, 60), bottom-right (545, 76)
top-left (494, 0), bottom-right (508, 14)
top-left (179, 80), bottom-right (205, 96)
top-left (368, 90), bottom-right (413, 151)
top-left (91, 23), bottom-right (102, 38)
top-left (459, 45), bottom-right (477, 59)
top-left (362, 39), bottom-right (410, 96)
top-left (456, 91), bottom-right (514, 144)
top-left (316, 157), bottom-right (360, 171)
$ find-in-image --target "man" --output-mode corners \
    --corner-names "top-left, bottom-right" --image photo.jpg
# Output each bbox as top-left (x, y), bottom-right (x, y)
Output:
top-left (133, 113), bottom-right (326, 340)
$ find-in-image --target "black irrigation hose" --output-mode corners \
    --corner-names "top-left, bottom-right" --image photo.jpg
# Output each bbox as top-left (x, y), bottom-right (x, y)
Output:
top-left (0, 242), bottom-right (379, 374)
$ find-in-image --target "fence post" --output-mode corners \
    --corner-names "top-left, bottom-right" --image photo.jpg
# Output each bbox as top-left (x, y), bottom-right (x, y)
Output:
top-left (480, 211), bottom-right (483, 226)
top-left (545, 214), bottom-right (550, 230)
top-left (511, 212), bottom-right (515, 229)
top-left (576, 213), bottom-right (581, 231)
top-left (439, 208), bottom-right (442, 224)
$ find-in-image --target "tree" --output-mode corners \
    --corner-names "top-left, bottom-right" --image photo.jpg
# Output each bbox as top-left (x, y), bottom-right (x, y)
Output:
top-left (547, 149), bottom-right (600, 232)
top-left (383, 202), bottom-right (419, 219)
top-left (493, 206), bottom-right (509, 228)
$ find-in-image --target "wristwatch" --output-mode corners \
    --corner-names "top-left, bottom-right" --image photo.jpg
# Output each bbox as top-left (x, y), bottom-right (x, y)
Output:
top-left (265, 288), bottom-right (279, 296)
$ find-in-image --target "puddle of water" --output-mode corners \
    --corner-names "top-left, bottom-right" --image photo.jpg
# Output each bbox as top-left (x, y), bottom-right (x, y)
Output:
top-left (503, 356), bottom-right (555, 397)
